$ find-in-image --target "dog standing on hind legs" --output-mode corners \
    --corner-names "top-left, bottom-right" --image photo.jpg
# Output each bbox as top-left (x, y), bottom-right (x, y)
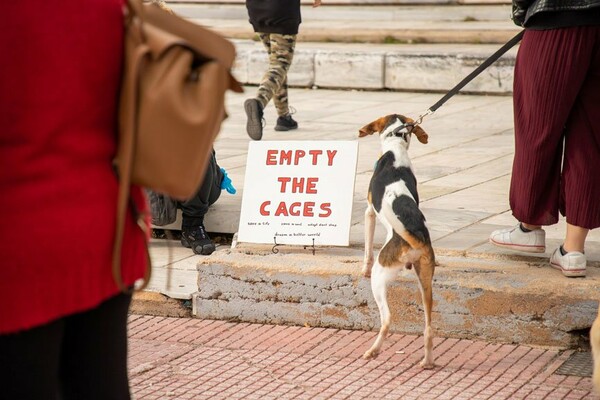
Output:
top-left (358, 114), bottom-right (436, 369)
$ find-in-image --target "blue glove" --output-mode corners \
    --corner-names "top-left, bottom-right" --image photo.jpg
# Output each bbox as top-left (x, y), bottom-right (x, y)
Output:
top-left (220, 168), bottom-right (236, 194)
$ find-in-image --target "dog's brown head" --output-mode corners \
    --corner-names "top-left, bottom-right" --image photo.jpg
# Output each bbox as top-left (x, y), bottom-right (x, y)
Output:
top-left (358, 114), bottom-right (429, 145)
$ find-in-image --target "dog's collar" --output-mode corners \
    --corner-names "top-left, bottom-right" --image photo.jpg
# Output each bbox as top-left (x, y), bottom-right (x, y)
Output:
top-left (391, 123), bottom-right (415, 139)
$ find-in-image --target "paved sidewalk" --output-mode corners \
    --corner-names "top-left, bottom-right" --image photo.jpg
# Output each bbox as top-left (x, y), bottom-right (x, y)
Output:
top-left (128, 315), bottom-right (595, 400)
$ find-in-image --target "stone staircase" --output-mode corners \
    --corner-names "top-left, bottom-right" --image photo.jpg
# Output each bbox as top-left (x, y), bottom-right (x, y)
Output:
top-left (168, 1), bottom-right (521, 94)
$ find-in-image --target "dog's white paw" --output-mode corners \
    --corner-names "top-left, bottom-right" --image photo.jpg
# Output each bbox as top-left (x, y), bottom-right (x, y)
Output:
top-left (361, 263), bottom-right (373, 278)
top-left (419, 359), bottom-right (435, 369)
top-left (363, 348), bottom-right (379, 359)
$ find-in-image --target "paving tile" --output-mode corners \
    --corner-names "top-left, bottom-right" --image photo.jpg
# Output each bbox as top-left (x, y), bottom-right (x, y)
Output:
top-left (126, 316), bottom-right (596, 399)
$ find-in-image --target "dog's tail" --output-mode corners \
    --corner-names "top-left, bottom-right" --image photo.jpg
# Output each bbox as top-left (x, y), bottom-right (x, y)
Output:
top-left (380, 200), bottom-right (435, 266)
top-left (380, 200), bottom-right (428, 247)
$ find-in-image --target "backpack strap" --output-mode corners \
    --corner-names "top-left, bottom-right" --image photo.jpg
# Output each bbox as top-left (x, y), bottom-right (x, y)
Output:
top-left (112, 0), bottom-right (152, 293)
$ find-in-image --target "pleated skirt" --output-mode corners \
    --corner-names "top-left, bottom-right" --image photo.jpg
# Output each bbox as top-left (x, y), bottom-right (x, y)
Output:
top-left (510, 25), bottom-right (600, 229)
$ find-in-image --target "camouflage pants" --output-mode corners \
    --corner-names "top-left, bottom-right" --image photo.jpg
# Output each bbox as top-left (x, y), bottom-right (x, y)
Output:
top-left (256, 33), bottom-right (296, 116)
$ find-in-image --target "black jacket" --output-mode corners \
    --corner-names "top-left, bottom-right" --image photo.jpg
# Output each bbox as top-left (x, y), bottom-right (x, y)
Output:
top-left (246, 0), bottom-right (302, 35)
top-left (512, 0), bottom-right (600, 28)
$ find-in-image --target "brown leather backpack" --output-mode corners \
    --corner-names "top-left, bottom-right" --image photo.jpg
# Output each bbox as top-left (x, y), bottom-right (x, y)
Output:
top-left (113, 0), bottom-right (243, 291)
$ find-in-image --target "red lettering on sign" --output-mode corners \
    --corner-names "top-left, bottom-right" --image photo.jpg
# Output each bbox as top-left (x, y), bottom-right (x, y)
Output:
top-left (289, 202), bottom-right (301, 216)
top-left (277, 177), bottom-right (291, 192)
top-left (306, 177), bottom-right (318, 194)
top-left (290, 178), bottom-right (304, 193)
top-left (319, 203), bottom-right (332, 217)
top-left (309, 150), bottom-right (322, 165)
top-left (262, 201), bottom-right (331, 217)
top-left (280, 150), bottom-right (292, 165)
top-left (267, 150), bottom-right (327, 165)
top-left (260, 201), bottom-right (270, 216)
top-left (304, 202), bottom-right (315, 217)
top-left (266, 150), bottom-right (277, 165)
top-left (294, 150), bottom-right (306, 165)
top-left (326, 150), bottom-right (337, 166)
top-left (275, 202), bottom-right (289, 216)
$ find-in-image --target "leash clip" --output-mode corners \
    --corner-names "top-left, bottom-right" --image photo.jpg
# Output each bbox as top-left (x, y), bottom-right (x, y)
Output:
top-left (413, 109), bottom-right (433, 127)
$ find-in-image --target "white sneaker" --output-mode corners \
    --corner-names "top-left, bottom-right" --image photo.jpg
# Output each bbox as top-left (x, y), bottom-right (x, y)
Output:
top-left (550, 247), bottom-right (586, 278)
top-left (489, 224), bottom-right (546, 253)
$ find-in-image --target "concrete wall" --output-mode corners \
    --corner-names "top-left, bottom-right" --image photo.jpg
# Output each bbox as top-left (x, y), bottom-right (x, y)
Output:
top-left (232, 43), bottom-right (517, 94)
top-left (193, 250), bottom-right (599, 349)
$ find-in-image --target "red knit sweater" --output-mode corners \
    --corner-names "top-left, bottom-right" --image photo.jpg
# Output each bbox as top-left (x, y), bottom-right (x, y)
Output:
top-left (0, 0), bottom-right (148, 334)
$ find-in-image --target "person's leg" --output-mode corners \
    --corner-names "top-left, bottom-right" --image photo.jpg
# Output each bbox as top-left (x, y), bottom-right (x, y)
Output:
top-left (246, 33), bottom-right (297, 139)
top-left (555, 25), bottom-right (600, 258)
top-left (271, 34), bottom-right (296, 115)
top-left (206, 164), bottom-right (224, 208)
top-left (59, 293), bottom-right (132, 400)
top-left (269, 34), bottom-right (298, 131)
top-left (244, 33), bottom-right (271, 140)
top-left (561, 26), bottom-right (600, 234)
top-left (256, 33), bottom-right (296, 110)
top-left (564, 224), bottom-right (589, 253)
top-left (510, 28), bottom-right (593, 226)
top-left (0, 320), bottom-right (63, 400)
top-left (547, 26), bottom-right (599, 276)
top-left (179, 158), bottom-right (218, 227)
top-left (550, 221), bottom-right (588, 277)
top-left (255, 33), bottom-right (273, 108)
top-left (273, 72), bottom-right (299, 131)
top-left (491, 27), bottom-right (597, 255)
top-left (273, 75), bottom-right (290, 116)
top-left (179, 151), bottom-right (222, 255)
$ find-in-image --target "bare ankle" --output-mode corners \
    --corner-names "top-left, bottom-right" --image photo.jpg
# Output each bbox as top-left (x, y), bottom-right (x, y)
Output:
top-left (521, 223), bottom-right (541, 231)
top-left (562, 243), bottom-right (584, 253)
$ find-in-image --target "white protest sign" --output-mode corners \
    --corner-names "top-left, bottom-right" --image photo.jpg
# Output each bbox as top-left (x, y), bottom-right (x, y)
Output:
top-left (238, 141), bottom-right (358, 246)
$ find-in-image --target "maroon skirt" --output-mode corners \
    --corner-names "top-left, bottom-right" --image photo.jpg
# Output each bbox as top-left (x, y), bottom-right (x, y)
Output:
top-left (510, 25), bottom-right (600, 229)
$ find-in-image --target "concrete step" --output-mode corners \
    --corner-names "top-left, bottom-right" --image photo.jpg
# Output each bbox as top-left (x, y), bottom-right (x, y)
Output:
top-left (169, 3), bottom-right (522, 93)
top-left (141, 239), bottom-right (600, 349)
top-left (233, 40), bottom-right (518, 94)
top-left (170, 3), bottom-right (519, 44)
top-left (192, 245), bottom-right (599, 349)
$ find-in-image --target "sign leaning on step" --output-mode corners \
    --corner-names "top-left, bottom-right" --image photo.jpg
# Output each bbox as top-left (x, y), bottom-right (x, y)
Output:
top-left (238, 141), bottom-right (358, 246)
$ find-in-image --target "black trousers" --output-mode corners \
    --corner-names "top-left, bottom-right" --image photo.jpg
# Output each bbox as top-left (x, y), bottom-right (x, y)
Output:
top-left (0, 293), bottom-right (132, 400)
top-left (179, 150), bottom-right (223, 227)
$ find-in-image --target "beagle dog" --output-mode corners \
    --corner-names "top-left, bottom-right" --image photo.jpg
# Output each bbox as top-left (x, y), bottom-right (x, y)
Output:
top-left (359, 114), bottom-right (436, 369)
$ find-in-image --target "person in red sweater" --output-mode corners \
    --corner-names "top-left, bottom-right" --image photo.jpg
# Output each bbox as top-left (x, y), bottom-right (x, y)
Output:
top-left (0, 1), bottom-right (148, 398)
